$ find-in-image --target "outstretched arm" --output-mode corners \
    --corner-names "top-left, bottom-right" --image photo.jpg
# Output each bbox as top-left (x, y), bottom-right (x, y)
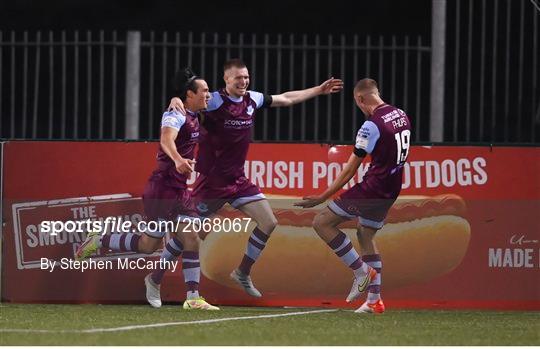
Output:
top-left (270, 77), bottom-right (343, 107)
top-left (295, 120), bottom-right (379, 208)
top-left (294, 153), bottom-right (364, 208)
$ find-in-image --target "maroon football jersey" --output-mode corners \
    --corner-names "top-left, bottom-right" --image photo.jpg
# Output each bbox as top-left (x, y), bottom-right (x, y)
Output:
top-left (152, 110), bottom-right (200, 189)
top-left (354, 104), bottom-right (412, 198)
top-left (195, 89), bottom-right (267, 181)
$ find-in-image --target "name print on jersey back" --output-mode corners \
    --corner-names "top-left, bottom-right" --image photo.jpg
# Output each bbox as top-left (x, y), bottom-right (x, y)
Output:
top-left (358, 104), bottom-right (412, 198)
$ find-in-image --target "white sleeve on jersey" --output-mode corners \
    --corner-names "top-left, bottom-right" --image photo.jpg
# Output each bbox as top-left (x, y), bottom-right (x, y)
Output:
top-left (206, 91), bottom-right (223, 111)
top-left (248, 91), bottom-right (265, 109)
top-left (161, 110), bottom-right (186, 131)
top-left (355, 120), bottom-right (380, 154)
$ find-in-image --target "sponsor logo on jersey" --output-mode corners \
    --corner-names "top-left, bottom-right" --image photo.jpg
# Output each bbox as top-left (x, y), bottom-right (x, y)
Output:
top-left (223, 119), bottom-right (253, 129)
top-left (162, 116), bottom-right (179, 128)
top-left (356, 135), bottom-right (369, 150)
top-left (381, 110), bottom-right (403, 123)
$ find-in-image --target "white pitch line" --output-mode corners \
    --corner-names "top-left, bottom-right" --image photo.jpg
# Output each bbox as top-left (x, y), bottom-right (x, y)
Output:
top-left (0, 308), bottom-right (338, 334)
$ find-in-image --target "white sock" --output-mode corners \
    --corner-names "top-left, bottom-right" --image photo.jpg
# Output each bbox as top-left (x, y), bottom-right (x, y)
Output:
top-left (353, 263), bottom-right (370, 279)
top-left (367, 292), bottom-right (381, 302)
top-left (187, 291), bottom-right (200, 300)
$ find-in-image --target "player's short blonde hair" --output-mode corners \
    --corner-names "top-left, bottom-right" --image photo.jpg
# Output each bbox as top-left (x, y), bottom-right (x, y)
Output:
top-left (354, 78), bottom-right (379, 95)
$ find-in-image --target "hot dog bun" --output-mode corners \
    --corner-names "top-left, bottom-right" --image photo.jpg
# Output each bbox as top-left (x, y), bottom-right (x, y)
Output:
top-left (199, 194), bottom-right (470, 296)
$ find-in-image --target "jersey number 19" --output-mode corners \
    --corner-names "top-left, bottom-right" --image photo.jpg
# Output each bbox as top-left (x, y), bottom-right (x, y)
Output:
top-left (394, 130), bottom-right (411, 165)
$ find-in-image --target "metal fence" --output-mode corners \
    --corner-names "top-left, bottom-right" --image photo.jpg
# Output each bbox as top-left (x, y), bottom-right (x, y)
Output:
top-left (1, 0), bottom-right (539, 143)
top-left (0, 31), bottom-right (126, 140)
top-left (445, 0), bottom-right (539, 143)
top-left (0, 30), bottom-right (431, 143)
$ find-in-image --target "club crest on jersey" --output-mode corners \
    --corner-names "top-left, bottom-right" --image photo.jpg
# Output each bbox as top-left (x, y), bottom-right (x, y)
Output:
top-left (197, 202), bottom-right (209, 213)
top-left (247, 105), bottom-right (254, 116)
top-left (347, 205), bottom-right (360, 214)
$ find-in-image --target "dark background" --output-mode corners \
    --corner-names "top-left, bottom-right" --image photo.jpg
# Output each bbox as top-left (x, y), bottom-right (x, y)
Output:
top-left (1, 0), bottom-right (538, 143)
top-left (0, 0), bottom-right (432, 36)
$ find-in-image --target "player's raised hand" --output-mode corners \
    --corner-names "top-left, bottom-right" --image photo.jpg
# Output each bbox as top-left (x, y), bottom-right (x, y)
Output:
top-left (294, 195), bottom-right (325, 208)
top-left (175, 158), bottom-right (196, 175)
top-left (319, 77), bottom-right (344, 95)
top-left (168, 97), bottom-right (186, 114)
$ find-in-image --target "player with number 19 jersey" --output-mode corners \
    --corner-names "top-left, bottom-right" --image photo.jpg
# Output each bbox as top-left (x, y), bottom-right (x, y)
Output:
top-left (329, 103), bottom-right (411, 229)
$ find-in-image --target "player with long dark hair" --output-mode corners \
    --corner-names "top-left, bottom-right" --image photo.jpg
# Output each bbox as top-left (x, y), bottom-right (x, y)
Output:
top-left (76, 68), bottom-right (219, 310)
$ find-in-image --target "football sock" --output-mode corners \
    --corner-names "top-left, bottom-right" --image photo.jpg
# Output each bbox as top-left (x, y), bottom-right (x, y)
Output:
top-left (362, 254), bottom-right (382, 301)
top-left (150, 237), bottom-right (183, 285)
top-left (100, 233), bottom-right (141, 252)
top-left (327, 232), bottom-right (369, 278)
top-left (182, 251), bottom-right (200, 299)
top-left (238, 227), bottom-right (269, 275)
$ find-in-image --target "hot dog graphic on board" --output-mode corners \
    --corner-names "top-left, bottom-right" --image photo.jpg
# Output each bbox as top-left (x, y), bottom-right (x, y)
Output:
top-left (199, 194), bottom-right (470, 296)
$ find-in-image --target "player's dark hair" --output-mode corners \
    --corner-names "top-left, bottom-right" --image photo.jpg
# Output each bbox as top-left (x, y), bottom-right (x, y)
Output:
top-left (172, 67), bottom-right (203, 101)
top-left (223, 58), bottom-right (246, 71)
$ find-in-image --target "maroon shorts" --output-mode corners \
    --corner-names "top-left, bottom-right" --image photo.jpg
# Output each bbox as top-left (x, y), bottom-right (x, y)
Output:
top-left (328, 183), bottom-right (397, 229)
top-left (142, 178), bottom-right (199, 226)
top-left (191, 174), bottom-right (265, 216)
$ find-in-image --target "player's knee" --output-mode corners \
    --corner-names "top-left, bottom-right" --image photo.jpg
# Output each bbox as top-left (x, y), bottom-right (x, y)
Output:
top-left (138, 235), bottom-right (161, 254)
top-left (180, 230), bottom-right (200, 249)
top-left (255, 215), bottom-right (278, 235)
top-left (140, 247), bottom-right (154, 254)
top-left (182, 229), bottom-right (199, 243)
top-left (357, 226), bottom-right (377, 242)
top-left (138, 242), bottom-right (157, 254)
top-left (312, 212), bottom-right (327, 232)
top-left (356, 232), bottom-right (368, 246)
top-left (264, 216), bottom-right (278, 234)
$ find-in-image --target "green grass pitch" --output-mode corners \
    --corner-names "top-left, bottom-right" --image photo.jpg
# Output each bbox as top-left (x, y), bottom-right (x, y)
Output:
top-left (1, 304), bottom-right (539, 345)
